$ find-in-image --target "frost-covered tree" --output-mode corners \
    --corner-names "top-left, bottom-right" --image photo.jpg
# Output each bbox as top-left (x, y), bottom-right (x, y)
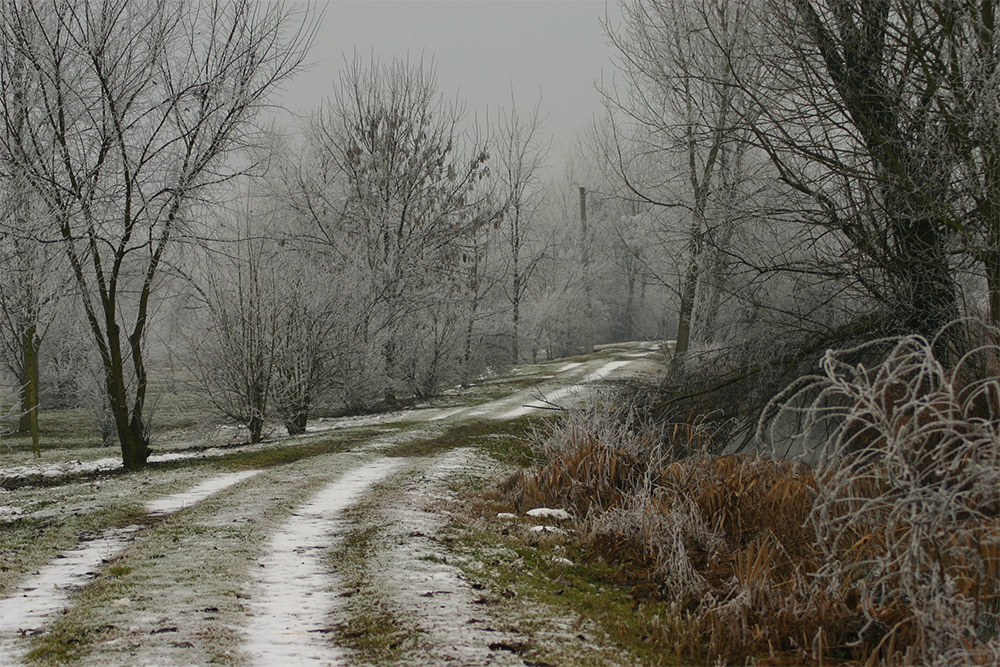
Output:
top-left (296, 56), bottom-right (497, 400)
top-left (0, 0), bottom-right (313, 468)
top-left (602, 0), bottom-right (761, 361)
top-left (494, 102), bottom-right (548, 364)
top-left (0, 190), bottom-right (64, 456)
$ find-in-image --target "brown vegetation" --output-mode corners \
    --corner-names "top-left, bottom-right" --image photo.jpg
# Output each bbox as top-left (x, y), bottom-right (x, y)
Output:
top-left (504, 331), bottom-right (1000, 665)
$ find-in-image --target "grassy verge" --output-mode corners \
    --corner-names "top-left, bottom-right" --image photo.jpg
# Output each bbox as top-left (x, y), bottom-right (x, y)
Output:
top-left (384, 415), bottom-right (544, 464)
top-left (443, 517), bottom-right (683, 666)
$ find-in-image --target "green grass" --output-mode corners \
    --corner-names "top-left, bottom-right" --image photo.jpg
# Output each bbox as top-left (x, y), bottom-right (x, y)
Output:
top-left (202, 435), bottom-right (362, 471)
top-left (443, 518), bottom-right (685, 666)
top-left (326, 502), bottom-right (423, 663)
top-left (383, 416), bottom-right (545, 465)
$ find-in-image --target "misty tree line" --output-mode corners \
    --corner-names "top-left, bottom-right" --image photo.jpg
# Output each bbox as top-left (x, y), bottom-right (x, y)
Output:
top-left (0, 0), bottom-right (672, 468)
top-left (2, 0), bottom-right (997, 469)
top-left (596, 0), bottom-right (1000, 400)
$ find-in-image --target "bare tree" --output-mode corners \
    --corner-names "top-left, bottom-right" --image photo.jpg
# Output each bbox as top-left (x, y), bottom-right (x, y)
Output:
top-left (0, 193), bottom-right (63, 456)
top-left (300, 55), bottom-right (495, 400)
top-left (602, 0), bottom-right (760, 362)
top-left (0, 0), bottom-right (313, 468)
top-left (494, 101), bottom-right (548, 364)
top-left (195, 215), bottom-right (279, 444)
top-left (747, 0), bottom-right (1000, 337)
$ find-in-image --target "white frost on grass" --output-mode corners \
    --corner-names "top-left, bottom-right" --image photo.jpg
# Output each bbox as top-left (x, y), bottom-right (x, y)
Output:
top-left (243, 458), bottom-right (403, 666)
top-left (0, 448), bottom-right (249, 487)
top-left (525, 508), bottom-right (572, 521)
top-left (428, 407), bottom-right (467, 422)
top-left (581, 359), bottom-right (633, 382)
top-left (0, 470), bottom-right (263, 665)
top-left (0, 526), bottom-right (141, 656)
top-left (144, 470), bottom-right (262, 515)
top-left (0, 505), bottom-right (24, 522)
top-left (557, 362), bottom-right (583, 372)
top-left (367, 449), bottom-right (525, 664)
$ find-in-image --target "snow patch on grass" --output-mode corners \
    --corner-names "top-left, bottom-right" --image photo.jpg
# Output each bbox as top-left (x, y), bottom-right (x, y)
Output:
top-left (496, 359), bottom-right (635, 420)
top-left (0, 525), bottom-right (141, 657)
top-left (0, 470), bottom-right (264, 664)
top-left (359, 448), bottom-right (527, 664)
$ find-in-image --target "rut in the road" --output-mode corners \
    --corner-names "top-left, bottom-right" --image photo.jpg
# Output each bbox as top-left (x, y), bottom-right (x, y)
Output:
top-left (367, 448), bottom-right (527, 665)
top-left (242, 458), bottom-right (402, 666)
top-left (0, 470), bottom-right (262, 665)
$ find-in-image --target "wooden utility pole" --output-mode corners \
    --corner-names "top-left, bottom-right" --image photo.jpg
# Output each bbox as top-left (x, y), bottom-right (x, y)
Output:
top-left (580, 187), bottom-right (593, 354)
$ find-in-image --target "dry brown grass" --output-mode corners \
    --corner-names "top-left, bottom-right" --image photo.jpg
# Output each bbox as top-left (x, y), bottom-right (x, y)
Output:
top-left (504, 329), bottom-right (1000, 665)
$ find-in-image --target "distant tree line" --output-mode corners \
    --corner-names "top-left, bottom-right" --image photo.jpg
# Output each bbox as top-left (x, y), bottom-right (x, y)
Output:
top-left (0, 2), bottom-right (666, 466)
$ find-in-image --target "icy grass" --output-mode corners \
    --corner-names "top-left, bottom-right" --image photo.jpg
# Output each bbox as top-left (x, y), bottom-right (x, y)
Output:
top-left (506, 332), bottom-right (1000, 665)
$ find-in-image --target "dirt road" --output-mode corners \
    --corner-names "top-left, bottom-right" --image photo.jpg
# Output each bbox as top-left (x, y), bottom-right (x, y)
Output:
top-left (0, 343), bottom-right (660, 665)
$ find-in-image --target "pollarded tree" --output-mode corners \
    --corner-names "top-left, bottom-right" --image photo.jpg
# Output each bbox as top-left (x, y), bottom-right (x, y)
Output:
top-left (750, 0), bottom-right (997, 337)
top-left (0, 0), bottom-right (313, 468)
top-left (193, 182), bottom-right (344, 441)
top-left (269, 237), bottom-right (343, 436)
top-left (195, 213), bottom-right (280, 445)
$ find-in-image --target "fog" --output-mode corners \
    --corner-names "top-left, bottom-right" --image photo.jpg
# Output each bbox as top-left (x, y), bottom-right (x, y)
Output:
top-left (274, 0), bottom-right (619, 160)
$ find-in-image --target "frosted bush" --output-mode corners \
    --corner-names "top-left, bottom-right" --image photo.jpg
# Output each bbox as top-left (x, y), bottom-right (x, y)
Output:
top-left (762, 324), bottom-right (1000, 663)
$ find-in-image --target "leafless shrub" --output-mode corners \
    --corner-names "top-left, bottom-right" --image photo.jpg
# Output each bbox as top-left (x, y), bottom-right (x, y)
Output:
top-left (760, 324), bottom-right (1000, 663)
top-left (508, 391), bottom-right (726, 516)
top-left (507, 323), bottom-right (999, 664)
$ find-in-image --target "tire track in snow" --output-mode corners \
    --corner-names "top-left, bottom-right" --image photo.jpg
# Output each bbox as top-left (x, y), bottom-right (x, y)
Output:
top-left (367, 449), bottom-right (525, 664)
top-left (0, 470), bottom-right (261, 665)
top-left (242, 458), bottom-right (403, 666)
top-left (497, 359), bottom-right (635, 419)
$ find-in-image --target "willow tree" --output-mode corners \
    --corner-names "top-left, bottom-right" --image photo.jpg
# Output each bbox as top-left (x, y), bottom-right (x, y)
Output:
top-left (0, 0), bottom-right (313, 468)
top-left (751, 0), bottom-right (1000, 336)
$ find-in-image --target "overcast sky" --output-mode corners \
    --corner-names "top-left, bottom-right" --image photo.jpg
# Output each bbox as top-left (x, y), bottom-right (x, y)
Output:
top-left (275, 1), bottom-right (619, 165)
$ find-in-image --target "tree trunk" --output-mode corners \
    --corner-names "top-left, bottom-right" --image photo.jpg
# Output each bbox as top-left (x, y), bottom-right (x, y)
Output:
top-left (104, 325), bottom-right (150, 470)
top-left (512, 299), bottom-right (520, 365)
top-left (248, 414), bottom-right (265, 444)
top-left (988, 255), bottom-right (1000, 327)
top-left (284, 411), bottom-right (307, 436)
top-left (674, 208), bottom-right (704, 364)
top-left (511, 263), bottom-right (521, 365)
top-left (18, 327), bottom-right (40, 457)
top-left (580, 187), bottom-right (593, 354)
top-left (674, 259), bottom-right (698, 364)
top-left (891, 214), bottom-right (958, 338)
top-left (625, 273), bottom-right (636, 342)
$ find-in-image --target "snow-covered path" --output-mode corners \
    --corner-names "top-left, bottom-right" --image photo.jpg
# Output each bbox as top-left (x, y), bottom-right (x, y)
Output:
top-left (0, 470), bottom-right (262, 665)
top-left (495, 358), bottom-right (637, 419)
top-left (0, 342), bottom-right (662, 665)
top-left (363, 448), bottom-right (525, 665)
top-left (242, 458), bottom-right (403, 665)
